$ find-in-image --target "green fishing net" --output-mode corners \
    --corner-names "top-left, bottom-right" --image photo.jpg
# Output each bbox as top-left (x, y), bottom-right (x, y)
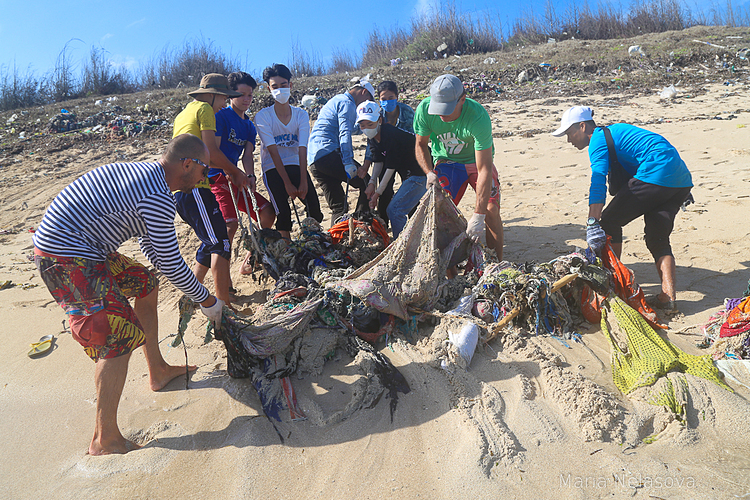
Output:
top-left (601, 296), bottom-right (731, 416)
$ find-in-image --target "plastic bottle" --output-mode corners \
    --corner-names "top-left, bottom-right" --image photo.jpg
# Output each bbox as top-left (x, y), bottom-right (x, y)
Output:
top-left (448, 321), bottom-right (479, 366)
top-left (447, 292), bottom-right (475, 316)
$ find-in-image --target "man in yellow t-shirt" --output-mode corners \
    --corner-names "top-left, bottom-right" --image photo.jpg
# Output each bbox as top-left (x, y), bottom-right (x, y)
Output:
top-left (173, 74), bottom-right (245, 306)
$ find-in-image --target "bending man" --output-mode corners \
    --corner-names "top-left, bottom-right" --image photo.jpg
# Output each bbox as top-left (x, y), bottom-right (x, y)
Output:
top-left (308, 81), bottom-right (376, 226)
top-left (552, 105), bottom-right (693, 314)
top-left (414, 74), bottom-right (503, 259)
top-left (33, 134), bottom-right (224, 455)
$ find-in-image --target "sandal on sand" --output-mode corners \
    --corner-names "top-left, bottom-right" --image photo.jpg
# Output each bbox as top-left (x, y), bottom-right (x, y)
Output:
top-left (646, 294), bottom-right (679, 315)
top-left (28, 334), bottom-right (55, 357)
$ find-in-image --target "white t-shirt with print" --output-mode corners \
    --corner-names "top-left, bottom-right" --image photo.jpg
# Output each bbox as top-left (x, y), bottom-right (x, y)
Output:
top-left (254, 105), bottom-right (310, 173)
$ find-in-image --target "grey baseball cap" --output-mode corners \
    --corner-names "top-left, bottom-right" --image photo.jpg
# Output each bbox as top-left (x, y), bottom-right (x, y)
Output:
top-left (428, 74), bottom-right (464, 115)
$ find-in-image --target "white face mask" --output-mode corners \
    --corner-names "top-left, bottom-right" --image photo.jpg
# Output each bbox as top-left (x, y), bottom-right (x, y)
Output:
top-left (363, 124), bottom-right (380, 139)
top-left (271, 87), bottom-right (291, 104)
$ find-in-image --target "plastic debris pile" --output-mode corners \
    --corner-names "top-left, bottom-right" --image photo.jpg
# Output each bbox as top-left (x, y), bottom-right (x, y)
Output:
top-left (471, 260), bottom-right (578, 337)
top-left (175, 208), bottom-right (409, 428)
top-left (174, 182), bottom-right (738, 437)
top-left (178, 295), bottom-right (410, 433)
top-left (46, 106), bottom-right (170, 137)
top-left (244, 213), bottom-right (388, 281)
top-left (47, 110), bottom-right (80, 133)
top-left (698, 286), bottom-right (750, 360)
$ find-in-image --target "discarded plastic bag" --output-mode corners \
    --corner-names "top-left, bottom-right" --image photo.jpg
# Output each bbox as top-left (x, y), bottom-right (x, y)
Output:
top-left (659, 84), bottom-right (678, 101)
top-left (447, 293), bottom-right (475, 316)
top-left (628, 45), bottom-right (645, 57)
top-left (300, 95), bottom-right (317, 108)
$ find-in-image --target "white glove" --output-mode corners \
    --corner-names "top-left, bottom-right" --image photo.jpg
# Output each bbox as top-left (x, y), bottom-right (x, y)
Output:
top-left (344, 164), bottom-right (358, 179)
top-left (200, 297), bottom-right (225, 324)
top-left (586, 223), bottom-right (607, 255)
top-left (466, 213), bottom-right (487, 245)
top-left (426, 170), bottom-right (439, 188)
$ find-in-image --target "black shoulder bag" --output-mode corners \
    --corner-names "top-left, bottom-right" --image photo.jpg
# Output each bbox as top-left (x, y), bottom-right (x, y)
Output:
top-left (600, 126), bottom-right (633, 196)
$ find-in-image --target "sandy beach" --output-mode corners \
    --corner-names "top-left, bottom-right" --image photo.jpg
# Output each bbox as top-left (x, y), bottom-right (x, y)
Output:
top-left (1, 80), bottom-right (749, 500)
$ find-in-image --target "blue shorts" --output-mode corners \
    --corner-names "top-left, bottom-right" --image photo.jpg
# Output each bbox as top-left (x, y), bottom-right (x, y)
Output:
top-left (175, 187), bottom-right (231, 268)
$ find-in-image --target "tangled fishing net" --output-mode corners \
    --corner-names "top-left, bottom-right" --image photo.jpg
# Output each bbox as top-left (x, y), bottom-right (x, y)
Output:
top-left (601, 296), bottom-right (730, 419)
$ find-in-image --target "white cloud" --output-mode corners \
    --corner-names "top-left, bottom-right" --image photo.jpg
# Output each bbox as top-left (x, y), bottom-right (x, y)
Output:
top-left (109, 55), bottom-right (138, 71)
top-left (414, 0), bottom-right (438, 18)
top-left (126, 18), bottom-right (146, 28)
top-left (101, 33), bottom-right (114, 43)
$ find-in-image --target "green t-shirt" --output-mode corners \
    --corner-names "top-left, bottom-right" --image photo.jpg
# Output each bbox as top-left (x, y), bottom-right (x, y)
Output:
top-left (413, 97), bottom-right (494, 164)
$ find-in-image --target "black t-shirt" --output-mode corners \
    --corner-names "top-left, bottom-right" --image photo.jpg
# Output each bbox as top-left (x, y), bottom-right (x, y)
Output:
top-left (369, 123), bottom-right (426, 180)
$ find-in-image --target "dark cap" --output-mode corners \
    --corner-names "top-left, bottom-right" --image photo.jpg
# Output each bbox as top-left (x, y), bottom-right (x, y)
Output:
top-left (427, 74), bottom-right (464, 115)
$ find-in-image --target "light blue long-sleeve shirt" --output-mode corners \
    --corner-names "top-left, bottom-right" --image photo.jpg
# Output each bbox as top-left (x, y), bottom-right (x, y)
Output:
top-left (307, 92), bottom-right (358, 166)
top-left (588, 123), bottom-right (693, 205)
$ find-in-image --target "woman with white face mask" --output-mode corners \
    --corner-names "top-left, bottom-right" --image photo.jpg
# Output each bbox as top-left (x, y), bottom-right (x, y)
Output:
top-left (254, 64), bottom-right (323, 240)
top-left (356, 100), bottom-right (426, 238)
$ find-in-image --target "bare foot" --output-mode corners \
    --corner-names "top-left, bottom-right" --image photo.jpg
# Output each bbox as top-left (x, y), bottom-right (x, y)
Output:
top-left (89, 436), bottom-right (141, 456)
top-left (149, 363), bottom-right (197, 391)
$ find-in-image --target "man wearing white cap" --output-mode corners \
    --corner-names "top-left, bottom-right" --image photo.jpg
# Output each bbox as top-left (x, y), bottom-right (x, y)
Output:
top-left (356, 100), bottom-right (427, 238)
top-left (552, 105), bottom-right (693, 314)
top-left (308, 80), bottom-right (377, 226)
top-left (413, 74), bottom-right (503, 260)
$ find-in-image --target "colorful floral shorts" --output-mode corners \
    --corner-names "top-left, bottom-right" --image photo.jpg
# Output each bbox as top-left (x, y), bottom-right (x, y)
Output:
top-left (35, 251), bottom-right (157, 362)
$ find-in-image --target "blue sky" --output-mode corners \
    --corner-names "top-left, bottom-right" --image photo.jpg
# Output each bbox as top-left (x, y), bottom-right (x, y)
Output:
top-left (0, 0), bottom-right (743, 79)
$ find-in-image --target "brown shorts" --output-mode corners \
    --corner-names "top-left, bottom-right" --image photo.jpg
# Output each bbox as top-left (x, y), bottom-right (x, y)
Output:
top-left (35, 250), bottom-right (157, 362)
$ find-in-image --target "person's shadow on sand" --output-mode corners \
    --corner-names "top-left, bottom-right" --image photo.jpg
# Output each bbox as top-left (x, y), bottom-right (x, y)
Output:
top-left (504, 217), bottom-right (750, 315)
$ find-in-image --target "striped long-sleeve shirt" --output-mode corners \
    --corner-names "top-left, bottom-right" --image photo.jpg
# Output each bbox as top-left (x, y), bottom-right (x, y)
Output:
top-left (33, 161), bottom-right (209, 303)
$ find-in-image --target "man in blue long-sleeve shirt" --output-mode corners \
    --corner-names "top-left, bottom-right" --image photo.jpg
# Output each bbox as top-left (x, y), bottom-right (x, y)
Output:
top-left (308, 82), bottom-right (376, 226)
top-left (553, 106), bottom-right (693, 314)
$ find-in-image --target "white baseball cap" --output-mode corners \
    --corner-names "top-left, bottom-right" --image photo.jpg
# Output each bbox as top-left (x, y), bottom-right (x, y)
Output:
top-left (352, 80), bottom-right (377, 100)
top-left (551, 106), bottom-right (594, 136)
top-left (356, 100), bottom-right (381, 124)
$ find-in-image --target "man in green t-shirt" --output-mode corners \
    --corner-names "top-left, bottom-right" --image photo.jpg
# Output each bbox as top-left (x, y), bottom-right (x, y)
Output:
top-left (414, 74), bottom-right (503, 259)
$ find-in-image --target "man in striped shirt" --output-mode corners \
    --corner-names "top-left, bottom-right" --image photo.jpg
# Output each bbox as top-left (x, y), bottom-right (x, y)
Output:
top-left (33, 134), bottom-right (224, 456)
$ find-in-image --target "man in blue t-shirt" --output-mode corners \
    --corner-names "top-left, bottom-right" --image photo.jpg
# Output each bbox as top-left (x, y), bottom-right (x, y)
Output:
top-left (552, 106), bottom-right (693, 314)
top-left (213, 71), bottom-right (275, 275)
